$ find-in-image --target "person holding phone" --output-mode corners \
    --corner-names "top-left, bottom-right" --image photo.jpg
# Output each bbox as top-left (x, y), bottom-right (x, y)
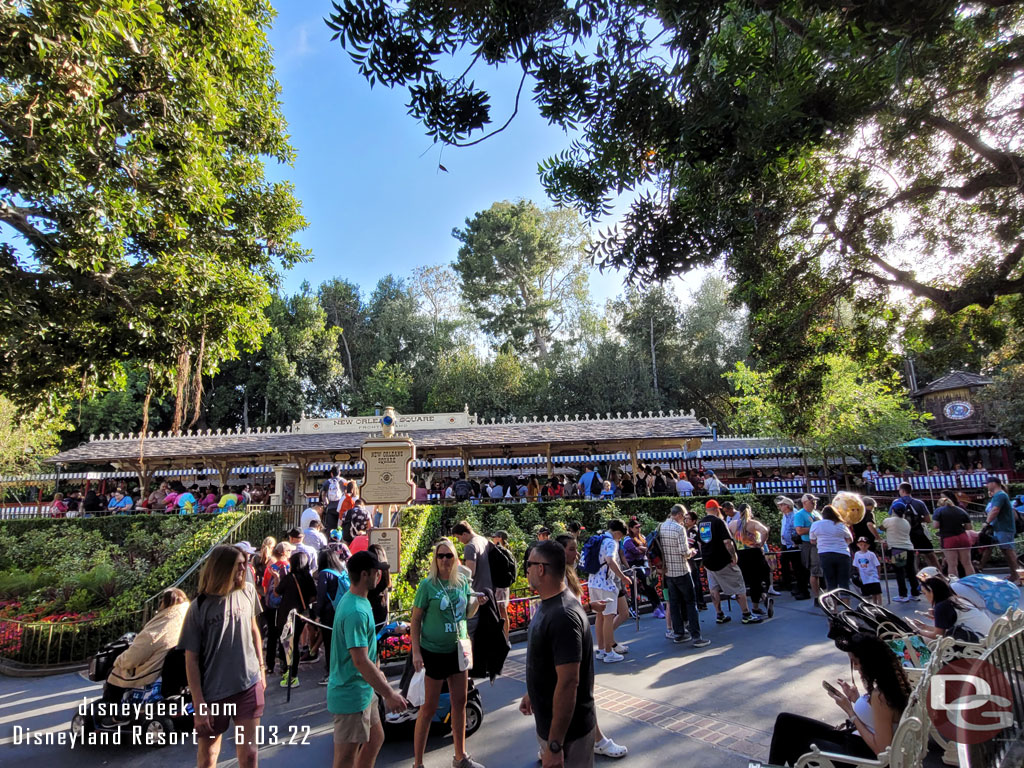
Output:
top-left (410, 538), bottom-right (482, 768)
top-left (768, 633), bottom-right (911, 766)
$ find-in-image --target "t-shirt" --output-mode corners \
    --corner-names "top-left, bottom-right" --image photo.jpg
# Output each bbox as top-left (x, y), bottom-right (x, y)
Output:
top-left (793, 509), bottom-right (816, 542)
top-left (697, 515), bottom-right (733, 571)
top-left (526, 589), bottom-right (596, 743)
top-left (586, 535), bottom-right (621, 593)
top-left (578, 471), bottom-right (600, 496)
top-left (987, 490), bottom-right (1015, 533)
top-left (852, 551), bottom-right (880, 584)
top-left (881, 516), bottom-right (913, 550)
top-left (810, 519), bottom-right (852, 555)
top-left (934, 505), bottom-right (971, 538)
top-left (676, 479), bottom-right (694, 496)
top-left (463, 535), bottom-right (493, 593)
top-left (178, 583), bottom-right (261, 703)
top-left (300, 507), bottom-right (322, 529)
top-left (413, 577), bottom-right (471, 653)
top-left (850, 515), bottom-right (876, 546)
top-left (218, 493), bottom-right (239, 509)
top-left (489, 484), bottom-right (504, 499)
top-left (292, 541), bottom-right (320, 572)
top-left (327, 591), bottom-right (377, 715)
top-left (108, 496), bottom-right (133, 512)
top-left (934, 599), bottom-right (994, 639)
top-left (302, 527), bottom-right (328, 550)
top-left (176, 492), bottom-right (197, 512)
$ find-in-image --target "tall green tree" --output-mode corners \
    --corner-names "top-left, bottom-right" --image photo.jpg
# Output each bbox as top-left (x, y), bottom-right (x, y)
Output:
top-left (350, 361), bottom-right (413, 416)
top-left (0, 396), bottom-right (67, 474)
top-left (453, 200), bottom-right (589, 361)
top-left (0, 0), bottom-right (306, 411)
top-left (326, 1), bottom-right (1024, 410)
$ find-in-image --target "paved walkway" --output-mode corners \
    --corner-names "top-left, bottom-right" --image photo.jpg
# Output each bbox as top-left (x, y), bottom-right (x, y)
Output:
top-left (0, 583), bottom-right (1011, 767)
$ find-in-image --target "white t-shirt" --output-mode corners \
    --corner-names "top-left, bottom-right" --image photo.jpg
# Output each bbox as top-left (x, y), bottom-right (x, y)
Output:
top-left (852, 551), bottom-right (880, 584)
top-left (302, 527), bottom-right (327, 551)
top-left (587, 535), bottom-right (621, 593)
top-left (881, 516), bottom-right (913, 550)
top-left (955, 604), bottom-right (995, 638)
top-left (300, 507), bottom-right (321, 529)
top-left (810, 519), bottom-right (853, 555)
top-left (676, 479), bottom-right (694, 496)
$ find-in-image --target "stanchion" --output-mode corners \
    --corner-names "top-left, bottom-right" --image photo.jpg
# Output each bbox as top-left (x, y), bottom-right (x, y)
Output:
top-left (880, 544), bottom-right (891, 605)
top-left (287, 610), bottom-right (300, 704)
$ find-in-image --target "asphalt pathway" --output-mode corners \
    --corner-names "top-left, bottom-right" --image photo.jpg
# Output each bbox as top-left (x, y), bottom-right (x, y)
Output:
top-left (0, 587), bottom-right (997, 768)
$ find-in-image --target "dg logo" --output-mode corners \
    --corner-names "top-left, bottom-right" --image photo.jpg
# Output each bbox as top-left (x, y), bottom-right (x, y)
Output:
top-left (927, 657), bottom-right (1014, 744)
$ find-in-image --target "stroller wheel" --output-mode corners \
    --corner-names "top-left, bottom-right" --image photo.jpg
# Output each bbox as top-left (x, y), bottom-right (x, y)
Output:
top-left (70, 711), bottom-right (95, 739)
top-left (464, 700), bottom-right (483, 737)
top-left (142, 716), bottom-right (176, 746)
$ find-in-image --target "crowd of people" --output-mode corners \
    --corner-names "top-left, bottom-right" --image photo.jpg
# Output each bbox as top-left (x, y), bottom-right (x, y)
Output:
top-left (85, 465), bottom-right (1023, 768)
top-left (47, 482), bottom-right (271, 517)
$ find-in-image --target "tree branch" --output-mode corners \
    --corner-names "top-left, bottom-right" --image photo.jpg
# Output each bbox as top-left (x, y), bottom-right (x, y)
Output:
top-left (451, 70), bottom-right (527, 148)
top-left (920, 113), bottom-right (1024, 180)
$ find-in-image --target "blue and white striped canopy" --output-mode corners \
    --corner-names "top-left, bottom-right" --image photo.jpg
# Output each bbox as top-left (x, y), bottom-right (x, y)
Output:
top-left (552, 452), bottom-right (629, 464)
top-left (637, 450), bottom-right (689, 461)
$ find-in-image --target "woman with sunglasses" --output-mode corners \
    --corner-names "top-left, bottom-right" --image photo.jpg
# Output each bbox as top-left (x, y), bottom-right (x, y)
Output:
top-left (410, 538), bottom-right (483, 768)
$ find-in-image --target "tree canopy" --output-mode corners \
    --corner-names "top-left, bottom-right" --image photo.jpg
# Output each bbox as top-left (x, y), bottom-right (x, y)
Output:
top-left (326, 0), bottom-right (1024, 400)
top-left (0, 0), bottom-right (305, 410)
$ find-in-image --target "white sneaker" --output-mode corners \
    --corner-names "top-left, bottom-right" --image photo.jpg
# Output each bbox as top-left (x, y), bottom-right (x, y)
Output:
top-left (594, 737), bottom-right (628, 757)
top-left (767, 587), bottom-right (781, 596)
top-left (664, 630), bottom-right (676, 639)
top-left (595, 649), bottom-right (606, 659)
top-left (602, 651), bottom-right (624, 663)
top-left (893, 596), bottom-right (909, 602)
top-left (612, 643), bottom-right (629, 654)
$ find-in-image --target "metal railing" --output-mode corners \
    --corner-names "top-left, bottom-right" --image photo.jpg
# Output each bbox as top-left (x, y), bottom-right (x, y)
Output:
top-left (964, 627), bottom-right (1024, 768)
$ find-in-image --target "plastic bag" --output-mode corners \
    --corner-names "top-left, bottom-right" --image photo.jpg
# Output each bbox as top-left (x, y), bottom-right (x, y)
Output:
top-left (407, 668), bottom-right (426, 708)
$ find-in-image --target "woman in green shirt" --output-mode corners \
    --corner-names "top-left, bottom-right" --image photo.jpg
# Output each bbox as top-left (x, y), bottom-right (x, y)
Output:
top-left (410, 537), bottom-right (482, 768)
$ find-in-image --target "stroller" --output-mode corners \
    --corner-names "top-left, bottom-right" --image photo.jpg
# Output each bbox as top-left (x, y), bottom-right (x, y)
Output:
top-left (376, 621), bottom-right (483, 738)
top-left (70, 633), bottom-right (194, 745)
top-left (818, 588), bottom-right (932, 668)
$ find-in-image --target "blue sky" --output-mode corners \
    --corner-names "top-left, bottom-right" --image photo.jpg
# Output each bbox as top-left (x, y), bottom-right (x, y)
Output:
top-left (264, 6), bottom-right (700, 308)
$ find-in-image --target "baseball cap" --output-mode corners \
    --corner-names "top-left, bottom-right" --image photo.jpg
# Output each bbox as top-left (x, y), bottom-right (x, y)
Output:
top-left (705, 499), bottom-right (720, 509)
top-left (491, 530), bottom-right (509, 542)
top-left (235, 540), bottom-right (257, 555)
top-left (537, 526), bottom-right (551, 534)
top-left (856, 536), bottom-right (869, 543)
top-left (329, 529), bottom-right (342, 541)
top-left (347, 550), bottom-right (389, 574)
top-left (917, 566), bottom-right (941, 581)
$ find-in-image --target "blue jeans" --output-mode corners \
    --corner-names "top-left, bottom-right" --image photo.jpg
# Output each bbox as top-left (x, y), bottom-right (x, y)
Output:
top-left (818, 551), bottom-right (851, 591)
top-left (666, 572), bottom-right (701, 639)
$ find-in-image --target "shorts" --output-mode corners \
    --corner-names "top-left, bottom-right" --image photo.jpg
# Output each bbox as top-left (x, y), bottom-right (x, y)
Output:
top-left (589, 586), bottom-right (618, 615)
top-left (420, 646), bottom-right (462, 680)
top-left (493, 587), bottom-right (509, 606)
top-left (859, 582), bottom-right (882, 597)
top-left (993, 529), bottom-right (1016, 550)
top-left (200, 682), bottom-right (265, 736)
top-left (940, 532), bottom-right (971, 551)
top-left (800, 541), bottom-right (822, 577)
top-left (333, 696), bottom-right (380, 744)
top-left (707, 563), bottom-right (746, 596)
top-left (910, 530), bottom-right (933, 551)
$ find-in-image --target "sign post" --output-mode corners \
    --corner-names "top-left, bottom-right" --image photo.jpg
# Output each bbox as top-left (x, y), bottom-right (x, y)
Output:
top-left (368, 527), bottom-right (401, 571)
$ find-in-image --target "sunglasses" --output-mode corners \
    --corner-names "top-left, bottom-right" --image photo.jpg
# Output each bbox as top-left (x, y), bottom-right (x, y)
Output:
top-left (436, 553), bottom-right (455, 560)
top-left (524, 560), bottom-right (547, 570)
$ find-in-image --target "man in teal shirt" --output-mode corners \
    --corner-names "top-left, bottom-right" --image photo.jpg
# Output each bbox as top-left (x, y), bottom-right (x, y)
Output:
top-left (329, 550), bottom-right (407, 767)
top-left (986, 477), bottom-right (1020, 585)
top-left (793, 494), bottom-right (823, 599)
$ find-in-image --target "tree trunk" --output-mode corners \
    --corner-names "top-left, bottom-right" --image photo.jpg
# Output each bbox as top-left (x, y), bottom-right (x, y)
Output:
top-left (650, 314), bottom-right (658, 396)
top-left (242, 388), bottom-right (250, 430)
top-left (340, 330), bottom-right (355, 385)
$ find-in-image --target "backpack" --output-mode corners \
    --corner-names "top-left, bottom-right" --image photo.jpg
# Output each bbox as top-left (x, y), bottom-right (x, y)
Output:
top-left (321, 568), bottom-right (350, 612)
top-left (454, 479), bottom-right (472, 501)
top-left (646, 525), bottom-right (664, 569)
top-left (341, 506), bottom-right (361, 542)
top-left (589, 472), bottom-right (603, 497)
top-left (582, 533), bottom-right (611, 575)
top-left (487, 542), bottom-right (517, 588)
top-left (326, 477), bottom-right (343, 503)
top-left (265, 562), bottom-right (287, 608)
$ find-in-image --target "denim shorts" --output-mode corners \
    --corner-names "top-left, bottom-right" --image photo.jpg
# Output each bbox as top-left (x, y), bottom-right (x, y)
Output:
top-left (992, 529), bottom-right (1016, 550)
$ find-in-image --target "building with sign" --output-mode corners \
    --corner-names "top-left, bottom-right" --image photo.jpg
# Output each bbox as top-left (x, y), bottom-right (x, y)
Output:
top-left (912, 371), bottom-right (997, 440)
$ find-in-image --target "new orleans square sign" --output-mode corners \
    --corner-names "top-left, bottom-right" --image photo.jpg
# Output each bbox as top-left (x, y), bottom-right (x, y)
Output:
top-left (293, 410), bottom-right (475, 434)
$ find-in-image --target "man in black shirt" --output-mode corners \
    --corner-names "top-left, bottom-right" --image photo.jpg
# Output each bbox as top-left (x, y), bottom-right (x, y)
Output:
top-left (520, 540), bottom-right (596, 768)
top-left (697, 501), bottom-right (762, 625)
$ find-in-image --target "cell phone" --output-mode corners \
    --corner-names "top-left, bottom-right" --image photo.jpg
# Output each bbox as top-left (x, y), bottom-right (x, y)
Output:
top-left (822, 680), bottom-right (843, 698)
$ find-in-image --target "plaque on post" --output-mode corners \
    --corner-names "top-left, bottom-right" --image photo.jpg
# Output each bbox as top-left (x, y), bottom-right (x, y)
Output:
top-left (368, 527), bottom-right (401, 570)
top-left (359, 407), bottom-right (416, 505)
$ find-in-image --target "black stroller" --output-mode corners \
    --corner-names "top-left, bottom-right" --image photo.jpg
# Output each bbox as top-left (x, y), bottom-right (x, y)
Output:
top-left (70, 633), bottom-right (194, 746)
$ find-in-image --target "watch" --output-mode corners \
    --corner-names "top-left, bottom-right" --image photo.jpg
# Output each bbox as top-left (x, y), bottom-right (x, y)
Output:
top-left (547, 740), bottom-right (562, 754)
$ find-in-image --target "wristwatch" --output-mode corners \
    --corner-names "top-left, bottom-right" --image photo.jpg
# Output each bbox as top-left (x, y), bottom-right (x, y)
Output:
top-left (547, 740), bottom-right (561, 754)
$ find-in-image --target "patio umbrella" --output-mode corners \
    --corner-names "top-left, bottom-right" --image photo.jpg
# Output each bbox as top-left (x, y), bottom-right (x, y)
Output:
top-left (899, 438), bottom-right (965, 501)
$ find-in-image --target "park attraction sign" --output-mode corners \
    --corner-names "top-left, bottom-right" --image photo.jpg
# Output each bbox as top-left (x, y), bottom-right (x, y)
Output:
top-left (293, 410), bottom-right (475, 434)
top-left (360, 437), bottom-right (416, 504)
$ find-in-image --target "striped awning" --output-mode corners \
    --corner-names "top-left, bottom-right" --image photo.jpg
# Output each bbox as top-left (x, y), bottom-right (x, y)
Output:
top-left (700, 446), bottom-right (801, 458)
top-left (960, 438), bottom-right (1011, 447)
top-left (873, 472), bottom-right (1009, 492)
top-left (552, 452), bottom-right (629, 464)
top-left (637, 449), bottom-right (689, 461)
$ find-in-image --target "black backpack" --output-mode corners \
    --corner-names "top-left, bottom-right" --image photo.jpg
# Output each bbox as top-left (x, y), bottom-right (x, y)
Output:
top-left (487, 542), bottom-right (517, 588)
top-left (589, 472), bottom-right (603, 496)
top-left (454, 479), bottom-right (472, 501)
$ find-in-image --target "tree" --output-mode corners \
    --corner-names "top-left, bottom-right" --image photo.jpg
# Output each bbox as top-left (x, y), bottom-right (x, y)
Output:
top-left (728, 357), bottom-right (929, 471)
top-left (351, 361), bottom-right (413, 416)
top-left (0, 1), bottom-right (306, 410)
top-left (452, 200), bottom-right (589, 360)
top-left (326, 2), bottom-right (1024, 395)
top-left (0, 396), bottom-right (67, 475)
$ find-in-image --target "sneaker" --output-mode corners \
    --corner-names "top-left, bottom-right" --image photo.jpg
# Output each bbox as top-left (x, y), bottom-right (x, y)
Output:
top-left (602, 651), bottom-right (624, 663)
top-left (594, 737), bottom-right (628, 757)
top-left (612, 643), bottom-right (629, 654)
top-left (664, 630), bottom-right (676, 639)
top-left (279, 672), bottom-right (300, 688)
top-left (672, 632), bottom-right (692, 643)
top-left (716, 613), bottom-right (731, 624)
top-left (767, 587), bottom-right (781, 596)
top-left (752, 606), bottom-right (765, 615)
top-left (909, 595), bottom-right (921, 602)
top-left (692, 637), bottom-right (711, 648)
top-left (767, 598), bottom-right (775, 619)
top-left (452, 755), bottom-right (484, 768)
top-left (318, 675), bottom-right (329, 686)
top-left (893, 595), bottom-right (909, 602)
top-left (595, 649), bottom-right (606, 660)
top-left (741, 613), bottom-right (762, 624)
top-left (652, 606), bottom-right (666, 619)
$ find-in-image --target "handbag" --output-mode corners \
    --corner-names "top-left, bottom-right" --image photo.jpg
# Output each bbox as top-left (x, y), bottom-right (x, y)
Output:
top-left (456, 636), bottom-right (473, 672)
